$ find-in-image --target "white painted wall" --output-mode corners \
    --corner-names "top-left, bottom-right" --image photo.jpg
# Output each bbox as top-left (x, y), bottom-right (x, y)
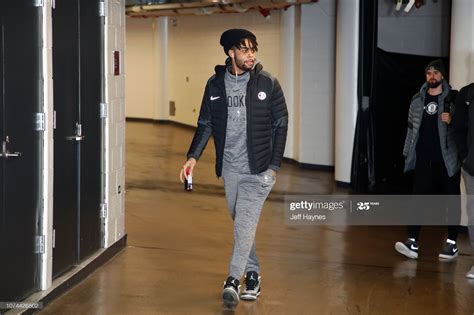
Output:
top-left (125, 18), bottom-right (158, 119)
top-left (299, 1), bottom-right (336, 166)
top-left (378, 0), bottom-right (451, 57)
top-left (105, 0), bottom-right (126, 247)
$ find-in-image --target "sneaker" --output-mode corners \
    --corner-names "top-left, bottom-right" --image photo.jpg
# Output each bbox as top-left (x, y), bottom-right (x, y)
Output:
top-left (240, 271), bottom-right (261, 301)
top-left (222, 276), bottom-right (240, 309)
top-left (438, 241), bottom-right (458, 260)
top-left (395, 239), bottom-right (419, 259)
top-left (466, 265), bottom-right (474, 279)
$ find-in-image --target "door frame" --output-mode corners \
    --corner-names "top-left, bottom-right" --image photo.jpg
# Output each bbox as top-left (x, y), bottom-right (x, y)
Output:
top-left (38, 0), bottom-right (54, 291)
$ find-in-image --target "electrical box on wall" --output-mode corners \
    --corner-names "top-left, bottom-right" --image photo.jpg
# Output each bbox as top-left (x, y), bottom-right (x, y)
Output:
top-left (169, 101), bottom-right (176, 116)
top-left (114, 51), bottom-right (120, 76)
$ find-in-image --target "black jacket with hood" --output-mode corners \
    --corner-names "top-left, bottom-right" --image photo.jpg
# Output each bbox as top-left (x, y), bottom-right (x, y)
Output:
top-left (453, 83), bottom-right (474, 175)
top-left (187, 60), bottom-right (288, 177)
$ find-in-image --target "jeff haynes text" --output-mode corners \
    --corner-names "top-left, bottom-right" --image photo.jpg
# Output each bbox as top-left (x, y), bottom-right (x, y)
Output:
top-left (289, 213), bottom-right (326, 221)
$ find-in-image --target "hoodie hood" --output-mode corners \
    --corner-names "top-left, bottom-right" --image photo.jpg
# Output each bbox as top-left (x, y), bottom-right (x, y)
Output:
top-left (419, 79), bottom-right (451, 100)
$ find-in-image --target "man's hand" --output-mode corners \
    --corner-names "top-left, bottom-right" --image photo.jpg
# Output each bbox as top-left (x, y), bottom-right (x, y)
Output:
top-left (441, 113), bottom-right (452, 125)
top-left (180, 158), bottom-right (197, 183)
top-left (269, 169), bottom-right (277, 178)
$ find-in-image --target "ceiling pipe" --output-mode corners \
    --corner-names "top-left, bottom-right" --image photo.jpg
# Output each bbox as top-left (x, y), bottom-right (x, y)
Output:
top-left (126, 0), bottom-right (317, 17)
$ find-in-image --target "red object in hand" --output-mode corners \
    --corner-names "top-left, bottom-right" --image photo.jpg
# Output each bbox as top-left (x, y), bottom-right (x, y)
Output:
top-left (184, 168), bottom-right (193, 191)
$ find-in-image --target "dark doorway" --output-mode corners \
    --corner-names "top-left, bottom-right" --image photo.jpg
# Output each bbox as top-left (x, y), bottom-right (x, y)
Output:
top-left (353, 0), bottom-right (452, 193)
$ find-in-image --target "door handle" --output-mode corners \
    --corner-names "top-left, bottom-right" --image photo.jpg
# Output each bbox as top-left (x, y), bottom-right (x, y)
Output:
top-left (1, 138), bottom-right (22, 159)
top-left (65, 135), bottom-right (85, 141)
top-left (1, 152), bottom-right (22, 158)
top-left (66, 122), bottom-right (85, 141)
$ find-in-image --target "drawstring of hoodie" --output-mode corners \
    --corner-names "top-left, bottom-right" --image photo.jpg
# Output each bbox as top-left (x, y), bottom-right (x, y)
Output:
top-left (225, 57), bottom-right (261, 79)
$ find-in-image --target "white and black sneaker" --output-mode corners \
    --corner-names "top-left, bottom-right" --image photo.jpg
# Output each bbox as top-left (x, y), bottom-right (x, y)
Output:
top-left (222, 276), bottom-right (240, 309)
top-left (438, 240), bottom-right (458, 260)
top-left (395, 238), bottom-right (419, 259)
top-left (240, 271), bottom-right (261, 301)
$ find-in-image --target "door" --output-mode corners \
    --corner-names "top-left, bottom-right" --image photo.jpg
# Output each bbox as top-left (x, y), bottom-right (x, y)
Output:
top-left (52, 0), bottom-right (102, 278)
top-left (0, 1), bottom-right (42, 301)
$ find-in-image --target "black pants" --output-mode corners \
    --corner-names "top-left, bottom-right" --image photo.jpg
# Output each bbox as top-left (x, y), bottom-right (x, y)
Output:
top-left (408, 156), bottom-right (461, 241)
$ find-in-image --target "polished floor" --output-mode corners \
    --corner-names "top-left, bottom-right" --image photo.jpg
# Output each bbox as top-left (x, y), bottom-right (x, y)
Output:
top-left (40, 122), bottom-right (474, 315)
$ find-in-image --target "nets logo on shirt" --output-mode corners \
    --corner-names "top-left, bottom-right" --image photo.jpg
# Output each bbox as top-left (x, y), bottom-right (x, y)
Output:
top-left (424, 102), bottom-right (438, 115)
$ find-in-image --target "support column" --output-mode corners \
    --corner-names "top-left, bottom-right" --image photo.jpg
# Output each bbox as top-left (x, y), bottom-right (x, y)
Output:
top-left (280, 6), bottom-right (299, 161)
top-left (155, 17), bottom-right (169, 120)
top-left (335, 0), bottom-right (359, 183)
top-left (300, 0), bottom-right (336, 167)
top-left (450, 0), bottom-right (474, 88)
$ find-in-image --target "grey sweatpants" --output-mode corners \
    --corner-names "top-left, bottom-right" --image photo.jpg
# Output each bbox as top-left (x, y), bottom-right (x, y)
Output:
top-left (222, 169), bottom-right (276, 280)
top-left (461, 168), bottom-right (474, 249)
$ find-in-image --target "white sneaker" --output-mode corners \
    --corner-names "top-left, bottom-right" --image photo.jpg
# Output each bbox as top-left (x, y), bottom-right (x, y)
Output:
top-left (395, 239), bottom-right (419, 259)
top-left (438, 241), bottom-right (458, 260)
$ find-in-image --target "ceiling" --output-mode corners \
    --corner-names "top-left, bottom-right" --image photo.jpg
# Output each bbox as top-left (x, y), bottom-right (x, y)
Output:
top-left (126, 0), bottom-right (318, 17)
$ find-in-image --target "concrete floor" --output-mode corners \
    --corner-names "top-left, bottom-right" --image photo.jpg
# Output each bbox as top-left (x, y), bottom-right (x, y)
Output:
top-left (39, 122), bottom-right (474, 314)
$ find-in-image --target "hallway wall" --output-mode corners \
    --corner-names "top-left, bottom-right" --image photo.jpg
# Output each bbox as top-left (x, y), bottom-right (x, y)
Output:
top-left (125, 18), bottom-right (158, 119)
top-left (125, 1), bottom-right (337, 167)
top-left (167, 12), bottom-right (281, 126)
top-left (125, 12), bottom-right (281, 124)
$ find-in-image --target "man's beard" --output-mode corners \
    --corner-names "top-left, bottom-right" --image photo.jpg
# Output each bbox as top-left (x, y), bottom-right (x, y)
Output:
top-left (235, 58), bottom-right (253, 72)
top-left (428, 80), bottom-right (441, 88)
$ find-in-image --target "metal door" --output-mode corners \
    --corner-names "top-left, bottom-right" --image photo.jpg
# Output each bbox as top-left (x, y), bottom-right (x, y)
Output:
top-left (52, 0), bottom-right (102, 278)
top-left (79, 0), bottom-right (102, 260)
top-left (0, 1), bottom-right (42, 301)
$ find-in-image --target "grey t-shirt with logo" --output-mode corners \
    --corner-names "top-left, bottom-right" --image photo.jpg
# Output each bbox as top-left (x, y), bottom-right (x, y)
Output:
top-left (223, 69), bottom-right (250, 174)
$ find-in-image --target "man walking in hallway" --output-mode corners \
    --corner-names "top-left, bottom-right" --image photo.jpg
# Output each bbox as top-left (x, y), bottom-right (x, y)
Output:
top-left (452, 82), bottom-right (474, 278)
top-left (395, 59), bottom-right (461, 260)
top-left (179, 29), bottom-right (288, 308)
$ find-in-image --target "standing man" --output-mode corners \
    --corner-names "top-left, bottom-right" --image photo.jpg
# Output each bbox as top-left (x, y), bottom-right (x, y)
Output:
top-left (179, 29), bottom-right (288, 308)
top-left (395, 59), bottom-right (461, 260)
top-left (452, 82), bottom-right (474, 278)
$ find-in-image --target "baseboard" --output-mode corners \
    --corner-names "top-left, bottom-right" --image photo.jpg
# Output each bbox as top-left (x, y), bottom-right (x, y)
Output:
top-left (336, 181), bottom-right (351, 188)
top-left (8, 235), bottom-right (127, 315)
top-left (125, 117), bottom-right (155, 124)
top-left (282, 157), bottom-right (335, 172)
top-left (126, 117), bottom-right (196, 131)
